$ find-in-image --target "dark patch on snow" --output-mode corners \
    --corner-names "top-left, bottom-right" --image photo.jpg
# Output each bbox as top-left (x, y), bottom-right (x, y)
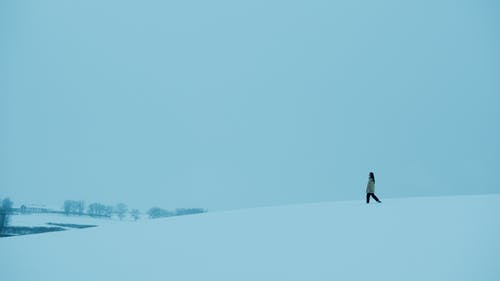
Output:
top-left (47, 222), bottom-right (97, 229)
top-left (0, 226), bottom-right (66, 237)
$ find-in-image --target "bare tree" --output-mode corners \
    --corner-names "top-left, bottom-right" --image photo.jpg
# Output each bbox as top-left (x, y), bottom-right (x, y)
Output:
top-left (87, 203), bottom-right (113, 218)
top-left (130, 209), bottom-right (140, 221)
top-left (76, 200), bottom-right (85, 215)
top-left (2, 198), bottom-right (13, 211)
top-left (0, 198), bottom-right (14, 234)
top-left (0, 208), bottom-right (5, 234)
top-left (64, 200), bottom-right (75, 215)
top-left (0, 197), bottom-right (4, 234)
top-left (63, 200), bottom-right (85, 215)
top-left (115, 203), bottom-right (128, 220)
top-left (104, 205), bottom-right (113, 217)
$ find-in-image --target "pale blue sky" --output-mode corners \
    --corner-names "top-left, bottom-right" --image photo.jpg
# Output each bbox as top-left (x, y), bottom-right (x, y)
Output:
top-left (1, 0), bottom-right (499, 210)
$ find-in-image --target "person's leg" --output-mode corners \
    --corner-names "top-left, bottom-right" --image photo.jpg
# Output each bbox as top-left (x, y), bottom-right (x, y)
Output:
top-left (366, 193), bottom-right (370, 204)
top-left (371, 193), bottom-right (381, 203)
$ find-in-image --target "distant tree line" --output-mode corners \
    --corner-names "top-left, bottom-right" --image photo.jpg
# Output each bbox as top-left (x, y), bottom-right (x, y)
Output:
top-left (147, 207), bottom-right (206, 219)
top-left (61, 200), bottom-right (128, 219)
top-left (62, 200), bottom-right (206, 220)
top-left (147, 207), bottom-right (174, 219)
top-left (0, 196), bottom-right (206, 229)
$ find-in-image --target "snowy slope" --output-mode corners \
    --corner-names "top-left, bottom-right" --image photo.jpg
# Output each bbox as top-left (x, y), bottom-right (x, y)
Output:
top-left (8, 213), bottom-right (119, 228)
top-left (1, 195), bottom-right (499, 281)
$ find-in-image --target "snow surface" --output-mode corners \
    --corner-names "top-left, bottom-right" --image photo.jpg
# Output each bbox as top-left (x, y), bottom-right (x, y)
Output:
top-left (8, 213), bottom-right (119, 228)
top-left (1, 195), bottom-right (499, 281)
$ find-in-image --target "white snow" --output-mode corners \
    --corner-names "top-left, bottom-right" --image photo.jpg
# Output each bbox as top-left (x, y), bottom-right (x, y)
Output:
top-left (1, 194), bottom-right (499, 281)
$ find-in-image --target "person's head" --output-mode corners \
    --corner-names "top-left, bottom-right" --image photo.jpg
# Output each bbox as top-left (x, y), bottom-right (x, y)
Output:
top-left (369, 172), bottom-right (375, 182)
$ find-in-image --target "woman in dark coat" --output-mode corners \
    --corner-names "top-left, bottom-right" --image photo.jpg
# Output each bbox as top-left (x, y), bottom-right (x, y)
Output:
top-left (366, 172), bottom-right (381, 203)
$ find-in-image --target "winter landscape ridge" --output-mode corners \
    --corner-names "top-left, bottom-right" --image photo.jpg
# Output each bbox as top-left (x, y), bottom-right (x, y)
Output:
top-left (1, 194), bottom-right (499, 281)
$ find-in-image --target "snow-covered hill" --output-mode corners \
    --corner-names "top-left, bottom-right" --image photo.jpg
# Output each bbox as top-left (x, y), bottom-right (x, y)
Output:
top-left (1, 195), bottom-right (499, 281)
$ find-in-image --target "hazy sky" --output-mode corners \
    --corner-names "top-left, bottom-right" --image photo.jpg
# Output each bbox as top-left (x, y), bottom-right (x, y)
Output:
top-left (1, 0), bottom-right (499, 211)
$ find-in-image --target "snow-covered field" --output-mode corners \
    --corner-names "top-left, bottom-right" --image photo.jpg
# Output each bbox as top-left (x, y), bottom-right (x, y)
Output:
top-left (1, 195), bottom-right (499, 281)
top-left (8, 213), bottom-right (119, 228)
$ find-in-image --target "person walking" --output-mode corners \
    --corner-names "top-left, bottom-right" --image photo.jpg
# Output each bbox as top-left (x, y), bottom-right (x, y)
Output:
top-left (366, 172), bottom-right (381, 203)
